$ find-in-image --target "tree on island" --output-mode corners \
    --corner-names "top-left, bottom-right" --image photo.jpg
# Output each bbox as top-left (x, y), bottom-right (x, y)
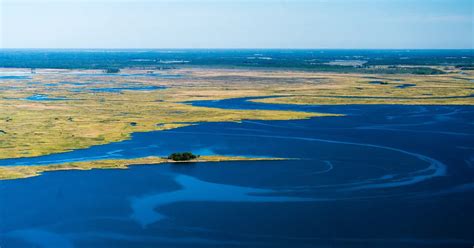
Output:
top-left (167, 152), bottom-right (200, 161)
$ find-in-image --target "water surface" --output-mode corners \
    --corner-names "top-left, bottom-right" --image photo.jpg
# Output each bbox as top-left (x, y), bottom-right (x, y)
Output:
top-left (0, 97), bottom-right (473, 247)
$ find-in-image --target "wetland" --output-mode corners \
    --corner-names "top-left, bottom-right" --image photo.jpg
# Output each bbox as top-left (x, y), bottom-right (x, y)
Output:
top-left (0, 49), bottom-right (473, 247)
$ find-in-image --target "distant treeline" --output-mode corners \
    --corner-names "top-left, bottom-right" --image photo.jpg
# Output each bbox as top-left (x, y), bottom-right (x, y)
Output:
top-left (1, 49), bottom-right (472, 74)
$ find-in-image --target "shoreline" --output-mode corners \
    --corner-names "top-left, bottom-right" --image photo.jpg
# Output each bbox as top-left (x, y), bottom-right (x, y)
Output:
top-left (0, 155), bottom-right (286, 181)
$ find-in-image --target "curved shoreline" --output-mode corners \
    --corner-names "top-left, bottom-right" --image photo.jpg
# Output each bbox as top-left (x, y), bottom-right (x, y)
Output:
top-left (1, 95), bottom-right (471, 181)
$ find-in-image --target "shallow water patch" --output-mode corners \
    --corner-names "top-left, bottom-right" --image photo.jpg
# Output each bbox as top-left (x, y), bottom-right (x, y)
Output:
top-left (24, 94), bottom-right (69, 101)
top-left (395, 83), bottom-right (416, 89)
top-left (0, 75), bottom-right (31, 80)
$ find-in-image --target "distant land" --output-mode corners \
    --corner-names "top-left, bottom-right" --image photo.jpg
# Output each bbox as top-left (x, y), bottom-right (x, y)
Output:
top-left (1, 49), bottom-right (472, 74)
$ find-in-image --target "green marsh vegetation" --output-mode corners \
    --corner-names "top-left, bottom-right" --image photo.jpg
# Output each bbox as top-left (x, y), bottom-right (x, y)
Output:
top-left (0, 66), bottom-right (472, 180)
top-left (0, 156), bottom-right (280, 180)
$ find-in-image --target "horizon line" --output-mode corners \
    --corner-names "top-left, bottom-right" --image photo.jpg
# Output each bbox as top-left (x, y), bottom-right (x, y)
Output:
top-left (1, 48), bottom-right (473, 51)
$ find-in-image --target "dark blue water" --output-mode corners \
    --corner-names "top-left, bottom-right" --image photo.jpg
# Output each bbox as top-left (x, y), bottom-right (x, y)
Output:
top-left (395, 83), bottom-right (417, 89)
top-left (2, 49), bottom-right (472, 70)
top-left (0, 97), bottom-right (473, 247)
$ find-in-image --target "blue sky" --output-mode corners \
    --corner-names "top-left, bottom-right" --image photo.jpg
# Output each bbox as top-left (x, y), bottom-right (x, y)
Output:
top-left (1, 0), bottom-right (472, 49)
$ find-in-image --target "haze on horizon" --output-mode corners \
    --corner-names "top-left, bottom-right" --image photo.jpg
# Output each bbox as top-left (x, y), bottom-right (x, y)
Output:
top-left (0, 0), bottom-right (472, 49)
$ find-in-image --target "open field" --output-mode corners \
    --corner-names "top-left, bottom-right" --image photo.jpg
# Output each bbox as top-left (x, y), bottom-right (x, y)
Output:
top-left (170, 68), bottom-right (473, 105)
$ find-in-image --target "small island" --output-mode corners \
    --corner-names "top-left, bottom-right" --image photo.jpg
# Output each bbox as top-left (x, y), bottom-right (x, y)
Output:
top-left (167, 152), bottom-right (200, 161)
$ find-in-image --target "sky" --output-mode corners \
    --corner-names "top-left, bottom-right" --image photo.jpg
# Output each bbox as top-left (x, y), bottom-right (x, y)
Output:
top-left (0, 0), bottom-right (472, 49)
